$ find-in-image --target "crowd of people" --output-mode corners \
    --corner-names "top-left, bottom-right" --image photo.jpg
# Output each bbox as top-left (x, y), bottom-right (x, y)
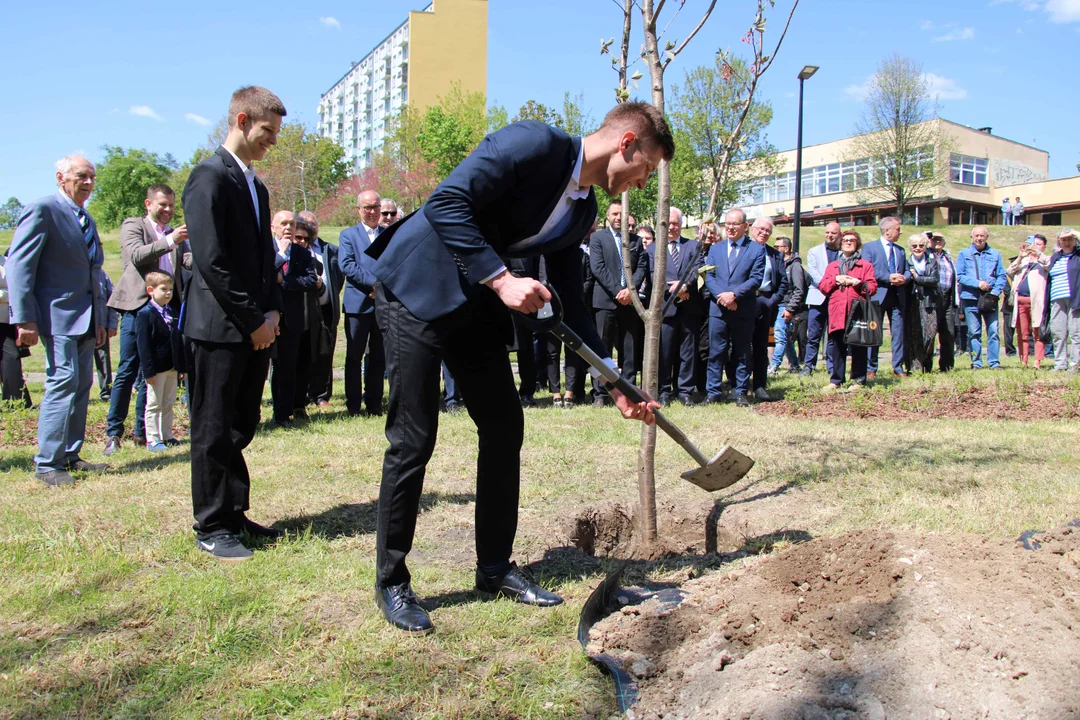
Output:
top-left (4, 84), bottom-right (1080, 634)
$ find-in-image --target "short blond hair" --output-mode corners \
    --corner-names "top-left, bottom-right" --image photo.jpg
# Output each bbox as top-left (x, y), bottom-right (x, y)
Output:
top-left (144, 270), bottom-right (173, 289)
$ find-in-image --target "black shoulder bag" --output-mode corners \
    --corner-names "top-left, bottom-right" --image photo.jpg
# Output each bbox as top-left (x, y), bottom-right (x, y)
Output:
top-left (973, 254), bottom-right (999, 314)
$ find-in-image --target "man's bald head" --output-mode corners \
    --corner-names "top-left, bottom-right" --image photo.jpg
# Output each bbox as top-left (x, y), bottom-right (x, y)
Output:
top-left (272, 210), bottom-right (295, 241)
top-left (824, 221), bottom-right (842, 249)
top-left (357, 190), bottom-right (381, 229)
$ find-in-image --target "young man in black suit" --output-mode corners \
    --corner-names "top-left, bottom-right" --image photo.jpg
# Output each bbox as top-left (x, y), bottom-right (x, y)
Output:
top-left (366, 102), bottom-right (673, 634)
top-left (182, 86), bottom-right (286, 562)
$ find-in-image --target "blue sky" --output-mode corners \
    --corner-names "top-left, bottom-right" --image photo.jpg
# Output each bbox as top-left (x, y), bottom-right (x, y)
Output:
top-left (2, 0), bottom-right (1078, 202)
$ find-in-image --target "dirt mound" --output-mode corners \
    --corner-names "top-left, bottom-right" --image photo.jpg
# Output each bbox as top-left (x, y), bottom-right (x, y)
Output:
top-left (756, 382), bottom-right (1078, 422)
top-left (588, 526), bottom-right (1080, 719)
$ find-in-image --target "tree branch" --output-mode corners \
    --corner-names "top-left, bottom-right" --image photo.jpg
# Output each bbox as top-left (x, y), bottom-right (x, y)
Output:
top-left (662, 0), bottom-right (717, 71)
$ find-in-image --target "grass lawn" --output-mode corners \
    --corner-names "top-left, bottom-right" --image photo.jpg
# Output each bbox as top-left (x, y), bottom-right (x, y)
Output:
top-left (2, 222), bottom-right (1078, 718)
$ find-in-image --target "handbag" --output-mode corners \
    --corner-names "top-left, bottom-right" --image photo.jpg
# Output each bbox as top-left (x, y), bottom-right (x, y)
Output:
top-left (972, 253), bottom-right (999, 314)
top-left (317, 322), bottom-right (333, 356)
top-left (844, 285), bottom-right (884, 348)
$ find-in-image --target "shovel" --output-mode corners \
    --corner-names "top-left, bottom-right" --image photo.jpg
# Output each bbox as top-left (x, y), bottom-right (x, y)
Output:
top-left (515, 284), bottom-right (755, 492)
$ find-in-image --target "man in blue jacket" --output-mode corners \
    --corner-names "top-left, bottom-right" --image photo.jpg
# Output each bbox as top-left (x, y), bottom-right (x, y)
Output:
top-left (6, 155), bottom-right (108, 486)
top-left (337, 190), bottom-right (385, 417)
top-left (955, 225), bottom-right (1007, 369)
top-left (703, 209), bottom-right (765, 407)
top-left (861, 216), bottom-right (909, 378)
top-left (365, 102), bottom-right (670, 635)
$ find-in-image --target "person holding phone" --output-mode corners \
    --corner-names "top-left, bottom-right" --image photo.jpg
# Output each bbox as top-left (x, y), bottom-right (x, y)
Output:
top-left (1007, 235), bottom-right (1049, 368)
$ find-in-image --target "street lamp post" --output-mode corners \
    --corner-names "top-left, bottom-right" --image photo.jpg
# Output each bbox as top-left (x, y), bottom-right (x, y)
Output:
top-left (792, 64), bottom-right (818, 255)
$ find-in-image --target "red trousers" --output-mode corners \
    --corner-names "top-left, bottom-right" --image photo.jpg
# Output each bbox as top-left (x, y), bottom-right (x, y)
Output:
top-left (1015, 296), bottom-right (1045, 367)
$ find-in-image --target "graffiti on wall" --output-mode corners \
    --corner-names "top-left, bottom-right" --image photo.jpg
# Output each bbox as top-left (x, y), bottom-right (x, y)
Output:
top-left (994, 158), bottom-right (1046, 187)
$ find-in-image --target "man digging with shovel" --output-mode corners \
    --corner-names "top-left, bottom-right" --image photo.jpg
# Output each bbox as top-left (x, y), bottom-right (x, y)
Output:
top-left (365, 103), bottom-right (671, 634)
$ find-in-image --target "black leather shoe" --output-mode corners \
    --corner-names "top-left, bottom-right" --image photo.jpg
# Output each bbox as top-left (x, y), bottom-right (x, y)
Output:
top-left (242, 517), bottom-right (283, 539)
top-left (704, 394), bottom-right (726, 405)
top-left (375, 583), bottom-right (434, 634)
top-left (36, 469), bottom-right (76, 487)
top-left (733, 393), bottom-right (750, 408)
top-left (475, 562), bottom-right (563, 607)
top-left (657, 393), bottom-right (672, 407)
top-left (66, 459), bottom-right (110, 472)
top-left (103, 437), bottom-right (122, 456)
top-left (678, 393), bottom-right (695, 407)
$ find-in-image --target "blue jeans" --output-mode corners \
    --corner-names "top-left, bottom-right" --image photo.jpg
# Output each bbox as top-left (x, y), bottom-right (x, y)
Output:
top-left (803, 305), bottom-right (833, 374)
top-left (36, 332), bottom-right (95, 471)
top-left (770, 306), bottom-right (802, 370)
top-left (106, 311), bottom-right (146, 439)
top-left (962, 298), bottom-right (1000, 368)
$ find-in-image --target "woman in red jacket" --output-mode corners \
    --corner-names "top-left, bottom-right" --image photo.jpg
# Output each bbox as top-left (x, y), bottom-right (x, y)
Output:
top-left (817, 230), bottom-right (879, 392)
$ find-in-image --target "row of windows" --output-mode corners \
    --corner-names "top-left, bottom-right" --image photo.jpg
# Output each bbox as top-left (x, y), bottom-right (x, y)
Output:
top-left (739, 149), bottom-right (935, 205)
top-left (949, 154), bottom-right (988, 187)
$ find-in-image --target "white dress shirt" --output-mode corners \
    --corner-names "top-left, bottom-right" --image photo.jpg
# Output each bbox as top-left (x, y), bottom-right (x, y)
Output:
top-left (225, 147), bottom-right (260, 227)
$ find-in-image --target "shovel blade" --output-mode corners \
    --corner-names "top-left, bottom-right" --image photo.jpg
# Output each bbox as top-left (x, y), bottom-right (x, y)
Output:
top-left (681, 446), bottom-right (755, 492)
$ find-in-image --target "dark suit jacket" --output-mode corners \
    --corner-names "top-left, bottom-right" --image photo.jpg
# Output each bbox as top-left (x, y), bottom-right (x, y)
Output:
top-left (181, 146), bottom-right (283, 343)
top-left (861, 238), bottom-right (910, 306)
top-left (758, 244), bottom-right (788, 315)
top-left (646, 237), bottom-right (705, 318)
top-left (310, 237), bottom-right (344, 328)
top-left (274, 244), bottom-right (320, 334)
top-left (109, 217), bottom-right (191, 313)
top-left (589, 228), bottom-right (647, 311)
top-left (338, 223), bottom-right (381, 315)
top-left (366, 121), bottom-right (602, 354)
top-left (704, 237), bottom-right (766, 319)
top-left (135, 302), bottom-right (184, 377)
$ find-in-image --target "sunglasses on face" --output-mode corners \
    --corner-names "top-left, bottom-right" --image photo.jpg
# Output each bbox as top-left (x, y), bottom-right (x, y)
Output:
top-left (380, 211), bottom-right (396, 217)
top-left (359, 204), bottom-right (380, 211)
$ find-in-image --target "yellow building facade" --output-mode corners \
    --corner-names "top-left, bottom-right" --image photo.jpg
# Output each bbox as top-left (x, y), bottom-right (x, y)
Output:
top-left (735, 119), bottom-right (1080, 227)
top-left (317, 0), bottom-right (488, 172)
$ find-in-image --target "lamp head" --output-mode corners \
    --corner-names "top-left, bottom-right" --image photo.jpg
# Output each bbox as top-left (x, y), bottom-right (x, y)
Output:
top-left (798, 65), bottom-right (819, 80)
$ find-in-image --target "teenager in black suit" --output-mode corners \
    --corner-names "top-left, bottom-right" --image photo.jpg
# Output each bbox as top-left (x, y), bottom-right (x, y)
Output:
top-left (365, 103), bottom-right (673, 634)
top-left (181, 87), bottom-right (286, 562)
top-left (589, 198), bottom-right (648, 405)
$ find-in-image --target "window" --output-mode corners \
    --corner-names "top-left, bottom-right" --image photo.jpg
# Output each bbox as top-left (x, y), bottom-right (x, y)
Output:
top-left (950, 154), bottom-right (988, 186)
top-left (1042, 212), bottom-right (1061, 225)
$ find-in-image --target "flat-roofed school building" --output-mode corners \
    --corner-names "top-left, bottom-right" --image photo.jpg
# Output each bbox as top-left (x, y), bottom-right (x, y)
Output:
top-left (735, 119), bottom-right (1080, 227)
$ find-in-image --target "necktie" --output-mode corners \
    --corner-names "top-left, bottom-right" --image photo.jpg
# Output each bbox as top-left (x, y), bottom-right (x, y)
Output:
top-left (77, 209), bottom-right (95, 259)
top-left (613, 232), bottom-right (625, 287)
top-left (670, 240), bottom-right (680, 268)
top-left (887, 243), bottom-right (897, 274)
top-left (728, 240), bottom-right (739, 263)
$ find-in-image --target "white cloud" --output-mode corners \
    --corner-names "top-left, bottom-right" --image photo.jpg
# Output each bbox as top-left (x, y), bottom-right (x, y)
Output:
top-left (1045, 0), bottom-right (1080, 22)
top-left (989, 0), bottom-right (1043, 10)
top-left (319, 16), bottom-right (341, 29)
top-left (185, 113), bottom-right (212, 126)
top-left (130, 105), bottom-right (164, 121)
top-left (920, 19), bottom-right (935, 30)
top-left (843, 73), bottom-right (967, 102)
top-left (933, 26), bottom-right (975, 40)
top-left (784, 91), bottom-right (796, 99)
top-left (923, 73), bottom-right (968, 100)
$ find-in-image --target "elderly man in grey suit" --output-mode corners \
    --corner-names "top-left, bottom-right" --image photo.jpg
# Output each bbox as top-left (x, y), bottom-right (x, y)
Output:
top-left (6, 155), bottom-right (109, 486)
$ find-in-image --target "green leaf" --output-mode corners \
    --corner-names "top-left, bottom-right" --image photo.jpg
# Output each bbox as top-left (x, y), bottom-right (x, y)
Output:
top-left (631, 70), bottom-right (644, 81)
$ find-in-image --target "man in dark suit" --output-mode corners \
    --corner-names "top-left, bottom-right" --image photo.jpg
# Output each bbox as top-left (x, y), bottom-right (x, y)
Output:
top-left (366, 103), bottom-right (671, 634)
top-left (589, 198), bottom-right (647, 406)
top-left (703, 209), bottom-right (765, 407)
top-left (337, 190), bottom-right (385, 416)
top-left (6, 154), bottom-right (109, 486)
top-left (104, 184), bottom-right (191, 456)
top-left (748, 217), bottom-right (786, 402)
top-left (646, 206), bottom-right (703, 405)
top-left (861, 215), bottom-right (909, 378)
top-left (270, 211), bottom-right (320, 426)
top-left (182, 86), bottom-right (286, 562)
top-left (298, 211), bottom-right (343, 407)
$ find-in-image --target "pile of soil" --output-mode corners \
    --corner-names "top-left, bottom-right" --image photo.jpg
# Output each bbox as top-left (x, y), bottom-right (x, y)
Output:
top-left (757, 383), bottom-right (1076, 422)
top-left (588, 525), bottom-right (1080, 719)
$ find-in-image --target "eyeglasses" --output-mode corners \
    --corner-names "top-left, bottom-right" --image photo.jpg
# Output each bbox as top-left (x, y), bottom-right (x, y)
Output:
top-left (380, 211), bottom-right (396, 217)
top-left (358, 204), bottom-right (380, 211)
top-left (724, 222), bottom-right (746, 228)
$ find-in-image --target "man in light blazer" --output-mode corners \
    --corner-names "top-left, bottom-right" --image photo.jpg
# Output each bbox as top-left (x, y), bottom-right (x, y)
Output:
top-left (103, 184), bottom-right (191, 456)
top-left (861, 215), bottom-right (909, 377)
top-left (6, 155), bottom-right (108, 486)
top-left (703, 209), bottom-right (765, 407)
top-left (801, 222), bottom-right (841, 376)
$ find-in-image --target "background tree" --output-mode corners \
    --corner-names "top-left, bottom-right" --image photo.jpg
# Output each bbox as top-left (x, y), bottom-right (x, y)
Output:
top-left (511, 100), bottom-right (560, 125)
top-left (416, 83), bottom-right (490, 181)
top-left (89, 146), bottom-right (178, 229)
top-left (169, 118), bottom-right (227, 224)
top-left (668, 56), bottom-right (778, 218)
top-left (0, 197), bottom-right (24, 231)
top-left (258, 123), bottom-right (350, 214)
top-left (845, 54), bottom-right (951, 219)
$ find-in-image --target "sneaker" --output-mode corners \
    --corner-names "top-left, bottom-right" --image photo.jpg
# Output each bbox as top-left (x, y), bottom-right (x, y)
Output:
top-left (147, 442), bottom-right (169, 453)
top-left (767, 365), bottom-right (780, 377)
top-left (35, 469), bottom-right (77, 487)
top-left (196, 534), bottom-right (253, 562)
top-left (103, 437), bottom-right (122, 456)
top-left (821, 383), bottom-right (840, 393)
top-left (799, 367), bottom-right (813, 377)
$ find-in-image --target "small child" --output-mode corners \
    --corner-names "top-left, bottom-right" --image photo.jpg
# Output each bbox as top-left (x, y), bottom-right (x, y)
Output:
top-left (135, 271), bottom-right (184, 451)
